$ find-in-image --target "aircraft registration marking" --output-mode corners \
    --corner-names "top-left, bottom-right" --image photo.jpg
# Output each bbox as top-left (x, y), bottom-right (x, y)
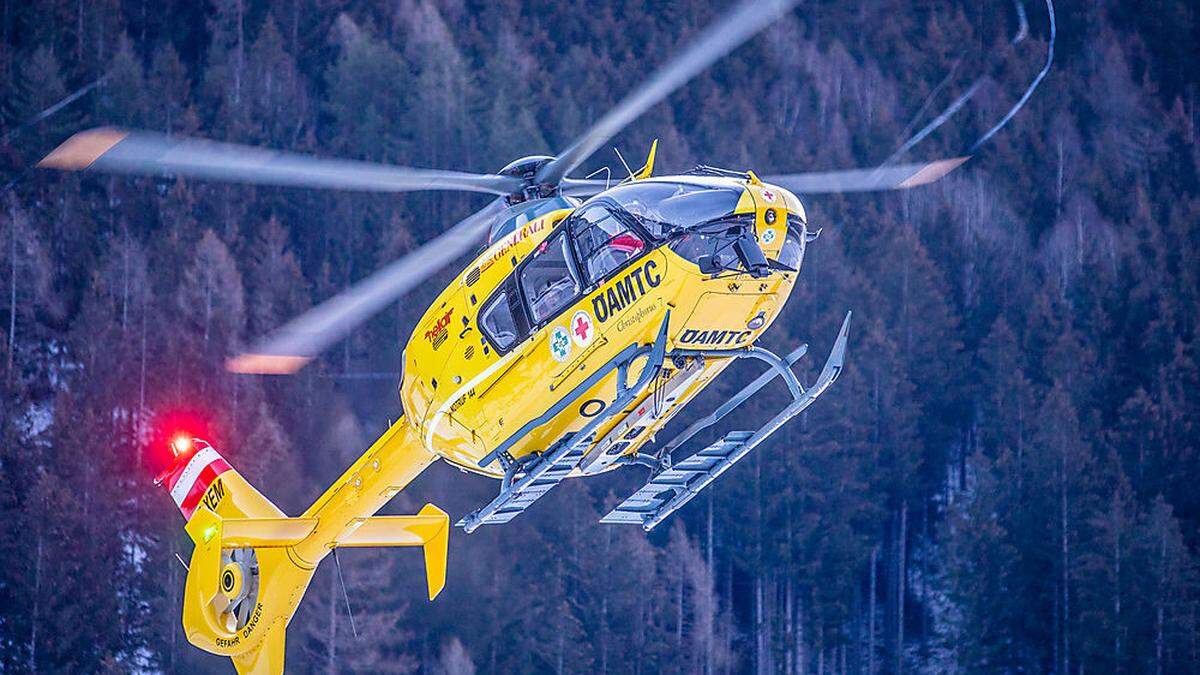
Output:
top-left (167, 447), bottom-right (231, 519)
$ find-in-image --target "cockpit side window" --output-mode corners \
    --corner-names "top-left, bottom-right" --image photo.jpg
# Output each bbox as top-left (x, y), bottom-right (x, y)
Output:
top-left (776, 224), bottom-right (804, 271)
top-left (479, 284), bottom-right (521, 352)
top-left (519, 231), bottom-right (581, 325)
top-left (669, 230), bottom-right (742, 269)
top-left (569, 204), bottom-right (647, 286)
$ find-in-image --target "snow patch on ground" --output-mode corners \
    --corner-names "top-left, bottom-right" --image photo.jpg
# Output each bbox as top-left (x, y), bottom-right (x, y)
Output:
top-left (20, 401), bottom-right (54, 439)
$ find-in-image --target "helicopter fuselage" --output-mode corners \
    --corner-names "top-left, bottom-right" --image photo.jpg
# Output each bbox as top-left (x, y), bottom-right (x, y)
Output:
top-left (401, 174), bottom-right (809, 478)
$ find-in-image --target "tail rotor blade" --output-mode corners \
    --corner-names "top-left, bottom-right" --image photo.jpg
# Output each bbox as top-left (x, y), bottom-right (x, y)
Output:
top-left (535, 0), bottom-right (801, 186)
top-left (39, 128), bottom-right (524, 195)
top-left (227, 197), bottom-right (507, 374)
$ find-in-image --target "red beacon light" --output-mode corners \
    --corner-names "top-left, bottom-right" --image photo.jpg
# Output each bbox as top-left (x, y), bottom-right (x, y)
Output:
top-left (154, 433), bottom-right (209, 487)
top-left (170, 434), bottom-right (194, 457)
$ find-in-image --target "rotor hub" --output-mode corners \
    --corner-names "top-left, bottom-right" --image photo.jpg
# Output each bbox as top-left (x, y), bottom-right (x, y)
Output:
top-left (220, 562), bottom-right (245, 600)
top-left (498, 155), bottom-right (557, 203)
top-left (217, 547), bottom-right (259, 632)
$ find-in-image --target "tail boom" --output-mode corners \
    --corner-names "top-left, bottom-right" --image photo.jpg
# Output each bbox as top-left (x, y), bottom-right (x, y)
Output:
top-left (159, 418), bottom-right (445, 674)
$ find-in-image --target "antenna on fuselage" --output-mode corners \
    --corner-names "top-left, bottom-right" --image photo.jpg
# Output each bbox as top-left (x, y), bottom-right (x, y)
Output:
top-left (585, 166), bottom-right (613, 192)
top-left (613, 147), bottom-right (635, 181)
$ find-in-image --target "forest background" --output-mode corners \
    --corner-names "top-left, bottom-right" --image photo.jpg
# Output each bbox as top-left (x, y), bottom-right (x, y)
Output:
top-left (2, 0), bottom-right (1199, 672)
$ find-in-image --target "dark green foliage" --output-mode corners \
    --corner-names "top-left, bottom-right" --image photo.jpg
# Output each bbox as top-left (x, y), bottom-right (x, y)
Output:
top-left (1, 0), bottom-right (1199, 672)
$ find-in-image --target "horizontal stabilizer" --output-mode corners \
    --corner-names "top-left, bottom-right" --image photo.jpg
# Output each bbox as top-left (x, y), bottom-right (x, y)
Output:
top-left (223, 518), bottom-right (317, 548)
top-left (186, 505), bottom-right (449, 600)
top-left (338, 504), bottom-right (450, 600)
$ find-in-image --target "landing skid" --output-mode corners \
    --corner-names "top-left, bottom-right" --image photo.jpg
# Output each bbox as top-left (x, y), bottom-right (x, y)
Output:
top-left (602, 311), bottom-right (851, 530)
top-left (456, 311), bottom-right (850, 533)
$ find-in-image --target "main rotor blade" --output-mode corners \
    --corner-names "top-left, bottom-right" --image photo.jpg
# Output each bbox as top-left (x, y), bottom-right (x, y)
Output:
top-left (764, 157), bottom-right (969, 194)
top-left (39, 128), bottom-right (524, 195)
top-left (560, 177), bottom-right (614, 197)
top-left (561, 158), bottom-right (968, 198)
top-left (535, 0), bottom-right (800, 186)
top-left (227, 197), bottom-right (507, 374)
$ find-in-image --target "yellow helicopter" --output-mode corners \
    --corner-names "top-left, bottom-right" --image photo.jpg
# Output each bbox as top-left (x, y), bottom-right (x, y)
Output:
top-left (38, 0), bottom-right (967, 671)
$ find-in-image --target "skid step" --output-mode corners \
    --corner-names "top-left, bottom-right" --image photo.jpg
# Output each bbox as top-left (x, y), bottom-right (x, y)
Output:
top-left (457, 440), bottom-right (587, 532)
top-left (600, 431), bottom-right (752, 525)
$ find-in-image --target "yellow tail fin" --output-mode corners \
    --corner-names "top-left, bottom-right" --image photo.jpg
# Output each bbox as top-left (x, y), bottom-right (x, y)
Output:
top-left (632, 138), bottom-right (659, 180)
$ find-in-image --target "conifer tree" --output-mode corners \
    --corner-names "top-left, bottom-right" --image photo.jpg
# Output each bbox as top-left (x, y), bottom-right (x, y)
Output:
top-left (96, 35), bottom-right (147, 128)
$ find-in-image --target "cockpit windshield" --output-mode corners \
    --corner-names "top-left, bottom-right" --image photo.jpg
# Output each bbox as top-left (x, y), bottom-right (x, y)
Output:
top-left (586, 182), bottom-right (743, 238)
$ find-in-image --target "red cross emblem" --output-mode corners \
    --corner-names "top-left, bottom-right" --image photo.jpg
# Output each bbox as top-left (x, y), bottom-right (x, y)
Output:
top-left (571, 311), bottom-right (593, 345)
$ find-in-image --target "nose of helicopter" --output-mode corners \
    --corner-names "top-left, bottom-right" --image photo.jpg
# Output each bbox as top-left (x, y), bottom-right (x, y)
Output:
top-left (752, 182), bottom-right (808, 274)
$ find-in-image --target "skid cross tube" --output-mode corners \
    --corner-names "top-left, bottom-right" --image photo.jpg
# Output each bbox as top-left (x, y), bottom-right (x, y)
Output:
top-left (459, 313), bottom-right (671, 532)
top-left (659, 344), bottom-right (809, 460)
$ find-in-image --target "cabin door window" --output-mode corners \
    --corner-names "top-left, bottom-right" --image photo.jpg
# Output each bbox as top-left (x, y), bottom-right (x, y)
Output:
top-left (570, 204), bottom-right (647, 286)
top-left (519, 231), bottom-right (582, 325)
